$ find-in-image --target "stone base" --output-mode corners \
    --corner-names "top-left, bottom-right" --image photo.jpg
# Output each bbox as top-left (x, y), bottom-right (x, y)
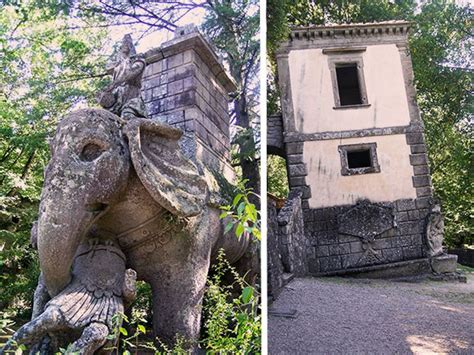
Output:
top-left (430, 254), bottom-right (458, 274)
top-left (312, 258), bottom-right (431, 279)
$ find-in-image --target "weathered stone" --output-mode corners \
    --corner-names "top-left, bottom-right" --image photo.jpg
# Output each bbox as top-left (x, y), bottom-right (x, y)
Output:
top-left (412, 175), bottom-right (431, 187)
top-left (396, 199), bottom-right (416, 211)
top-left (410, 144), bottom-right (426, 154)
top-left (406, 132), bottom-right (425, 145)
top-left (410, 154), bottom-right (428, 166)
top-left (413, 164), bottom-right (430, 176)
top-left (338, 201), bottom-right (395, 240)
top-left (98, 34), bottom-right (147, 120)
top-left (431, 254), bottom-right (458, 274)
top-left (426, 205), bottom-right (445, 257)
top-left (416, 186), bottom-right (432, 198)
top-left (276, 191), bottom-right (307, 275)
top-left (289, 163), bottom-right (308, 176)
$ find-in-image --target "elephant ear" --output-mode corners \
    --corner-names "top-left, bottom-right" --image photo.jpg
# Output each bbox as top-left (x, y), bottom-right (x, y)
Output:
top-left (124, 119), bottom-right (208, 217)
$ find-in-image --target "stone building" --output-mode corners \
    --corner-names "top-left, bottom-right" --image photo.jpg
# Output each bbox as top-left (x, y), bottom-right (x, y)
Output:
top-left (268, 21), bottom-right (456, 286)
top-left (141, 26), bottom-right (236, 180)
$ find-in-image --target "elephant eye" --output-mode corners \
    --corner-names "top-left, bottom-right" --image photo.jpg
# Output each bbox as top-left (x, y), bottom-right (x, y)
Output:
top-left (80, 143), bottom-right (105, 162)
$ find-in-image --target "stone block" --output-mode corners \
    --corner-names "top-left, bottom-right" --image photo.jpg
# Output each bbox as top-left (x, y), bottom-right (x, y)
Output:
top-left (411, 234), bottom-right (423, 246)
top-left (412, 175), bottom-right (431, 188)
top-left (316, 231), bottom-right (338, 245)
top-left (168, 79), bottom-right (184, 95)
top-left (329, 243), bottom-right (350, 256)
top-left (293, 185), bottom-right (311, 199)
top-left (406, 132), bottom-right (424, 145)
top-left (167, 52), bottom-right (184, 69)
top-left (286, 142), bottom-right (304, 155)
top-left (407, 210), bottom-right (420, 220)
top-left (373, 238), bottom-right (392, 250)
top-left (413, 165), bottom-right (430, 176)
top-left (350, 241), bottom-right (364, 253)
top-left (316, 246), bottom-right (329, 257)
top-left (416, 196), bottom-right (432, 209)
top-left (308, 259), bottom-right (320, 274)
top-left (416, 187), bottom-right (432, 198)
top-left (183, 76), bottom-right (196, 91)
top-left (410, 154), bottom-right (428, 166)
top-left (392, 235), bottom-right (414, 248)
top-left (396, 211), bottom-right (409, 222)
top-left (326, 219), bottom-right (337, 230)
top-left (403, 246), bottom-right (423, 259)
top-left (396, 199), bottom-right (416, 211)
top-left (289, 163), bottom-right (307, 177)
top-left (287, 154), bottom-right (303, 164)
top-left (431, 254), bottom-right (458, 274)
top-left (152, 85), bottom-right (168, 99)
top-left (289, 176), bottom-right (306, 187)
top-left (410, 144), bottom-right (427, 154)
top-left (303, 210), bottom-right (313, 222)
top-left (398, 221), bottom-right (423, 235)
top-left (382, 248), bottom-right (403, 262)
top-left (319, 256), bottom-right (341, 272)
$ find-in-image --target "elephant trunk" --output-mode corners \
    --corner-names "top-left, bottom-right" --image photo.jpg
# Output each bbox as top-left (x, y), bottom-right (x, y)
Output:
top-left (36, 191), bottom-right (105, 297)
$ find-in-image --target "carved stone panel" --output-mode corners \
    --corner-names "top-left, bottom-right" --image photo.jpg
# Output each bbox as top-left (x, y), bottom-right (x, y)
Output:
top-left (338, 201), bottom-right (395, 241)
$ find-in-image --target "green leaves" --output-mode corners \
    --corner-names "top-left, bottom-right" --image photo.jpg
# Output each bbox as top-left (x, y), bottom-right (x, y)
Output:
top-left (220, 181), bottom-right (261, 241)
top-left (202, 249), bottom-right (261, 354)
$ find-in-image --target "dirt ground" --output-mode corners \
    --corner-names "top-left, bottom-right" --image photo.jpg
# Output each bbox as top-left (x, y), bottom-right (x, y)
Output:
top-left (269, 270), bottom-right (474, 354)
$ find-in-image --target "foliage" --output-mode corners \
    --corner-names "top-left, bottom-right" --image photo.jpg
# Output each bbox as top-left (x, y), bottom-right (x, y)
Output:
top-left (0, 2), bottom-right (110, 314)
top-left (201, 249), bottom-right (261, 353)
top-left (267, 0), bottom-right (473, 247)
top-left (220, 180), bottom-right (261, 241)
top-left (267, 155), bottom-right (289, 199)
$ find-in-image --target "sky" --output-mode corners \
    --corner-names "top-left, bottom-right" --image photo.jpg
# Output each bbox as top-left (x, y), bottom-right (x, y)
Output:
top-left (107, 7), bottom-right (206, 53)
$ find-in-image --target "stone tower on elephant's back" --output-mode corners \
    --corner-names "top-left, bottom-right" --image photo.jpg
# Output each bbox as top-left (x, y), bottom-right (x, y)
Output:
top-left (268, 21), bottom-right (457, 284)
top-left (141, 26), bottom-right (236, 180)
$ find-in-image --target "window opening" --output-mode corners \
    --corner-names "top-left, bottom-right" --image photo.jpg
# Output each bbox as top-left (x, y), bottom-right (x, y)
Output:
top-left (347, 149), bottom-right (372, 169)
top-left (335, 64), bottom-right (362, 106)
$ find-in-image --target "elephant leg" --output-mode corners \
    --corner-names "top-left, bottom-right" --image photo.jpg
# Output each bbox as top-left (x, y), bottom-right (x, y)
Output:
top-left (69, 322), bottom-right (109, 355)
top-left (0, 307), bottom-right (64, 354)
top-left (149, 257), bottom-right (211, 349)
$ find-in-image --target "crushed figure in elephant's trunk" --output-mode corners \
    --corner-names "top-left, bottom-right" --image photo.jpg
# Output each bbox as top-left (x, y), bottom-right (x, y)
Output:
top-left (0, 230), bottom-right (137, 355)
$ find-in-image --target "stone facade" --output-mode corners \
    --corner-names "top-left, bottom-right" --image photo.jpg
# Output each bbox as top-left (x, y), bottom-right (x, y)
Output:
top-left (141, 26), bottom-right (236, 179)
top-left (269, 21), bottom-right (454, 278)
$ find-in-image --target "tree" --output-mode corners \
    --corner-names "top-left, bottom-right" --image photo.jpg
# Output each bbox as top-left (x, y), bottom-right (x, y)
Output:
top-left (0, 1), bottom-right (109, 313)
top-left (267, 0), bottom-right (473, 247)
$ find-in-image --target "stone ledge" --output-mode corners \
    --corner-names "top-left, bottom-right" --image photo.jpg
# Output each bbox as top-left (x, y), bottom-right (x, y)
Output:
top-left (310, 258), bottom-right (431, 278)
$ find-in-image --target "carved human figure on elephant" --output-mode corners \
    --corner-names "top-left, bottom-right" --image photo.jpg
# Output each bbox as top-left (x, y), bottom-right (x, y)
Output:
top-left (98, 34), bottom-right (147, 120)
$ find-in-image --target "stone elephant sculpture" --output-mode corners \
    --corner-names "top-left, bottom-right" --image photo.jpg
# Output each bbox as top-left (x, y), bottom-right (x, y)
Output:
top-left (31, 108), bottom-right (250, 349)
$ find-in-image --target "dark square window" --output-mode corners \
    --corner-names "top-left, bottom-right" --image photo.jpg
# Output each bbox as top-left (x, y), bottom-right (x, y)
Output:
top-left (335, 64), bottom-right (362, 106)
top-left (338, 143), bottom-right (380, 176)
top-left (347, 149), bottom-right (372, 169)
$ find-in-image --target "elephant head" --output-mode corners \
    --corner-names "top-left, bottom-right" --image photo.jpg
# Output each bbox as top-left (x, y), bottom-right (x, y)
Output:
top-left (38, 108), bottom-right (208, 297)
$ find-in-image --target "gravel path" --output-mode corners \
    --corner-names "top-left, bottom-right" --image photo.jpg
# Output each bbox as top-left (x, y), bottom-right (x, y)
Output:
top-left (269, 275), bottom-right (474, 354)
